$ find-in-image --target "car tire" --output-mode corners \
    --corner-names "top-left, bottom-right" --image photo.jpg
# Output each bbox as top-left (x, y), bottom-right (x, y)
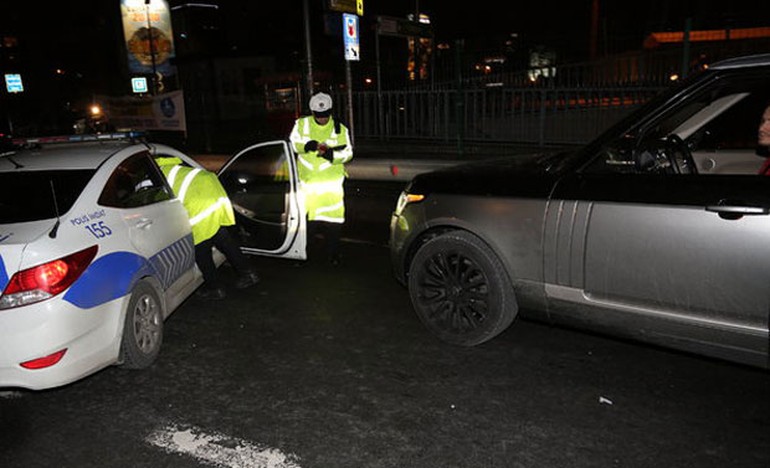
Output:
top-left (119, 280), bottom-right (163, 369)
top-left (408, 231), bottom-right (518, 346)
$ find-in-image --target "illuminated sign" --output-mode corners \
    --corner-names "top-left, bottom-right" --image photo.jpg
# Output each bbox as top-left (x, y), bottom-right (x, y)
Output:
top-left (120, 0), bottom-right (176, 77)
top-left (4, 74), bottom-right (24, 93)
top-left (343, 13), bottom-right (360, 61)
top-left (131, 77), bottom-right (148, 93)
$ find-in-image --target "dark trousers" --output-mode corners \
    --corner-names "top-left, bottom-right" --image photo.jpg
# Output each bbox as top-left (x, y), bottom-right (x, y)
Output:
top-left (308, 220), bottom-right (342, 259)
top-left (195, 226), bottom-right (250, 288)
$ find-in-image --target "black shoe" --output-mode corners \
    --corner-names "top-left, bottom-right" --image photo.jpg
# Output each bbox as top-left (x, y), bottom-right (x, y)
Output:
top-left (235, 270), bottom-right (260, 289)
top-left (196, 286), bottom-right (226, 300)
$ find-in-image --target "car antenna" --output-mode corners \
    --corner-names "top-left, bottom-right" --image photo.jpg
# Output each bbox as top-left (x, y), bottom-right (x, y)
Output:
top-left (48, 179), bottom-right (61, 238)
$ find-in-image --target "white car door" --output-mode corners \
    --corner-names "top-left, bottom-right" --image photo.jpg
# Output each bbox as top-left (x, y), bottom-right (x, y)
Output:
top-left (216, 140), bottom-right (306, 260)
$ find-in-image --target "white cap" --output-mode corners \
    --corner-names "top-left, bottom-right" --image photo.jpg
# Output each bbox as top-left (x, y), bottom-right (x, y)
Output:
top-left (309, 93), bottom-right (333, 113)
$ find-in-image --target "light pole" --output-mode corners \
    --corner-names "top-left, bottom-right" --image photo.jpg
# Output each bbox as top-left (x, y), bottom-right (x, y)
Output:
top-left (145, 0), bottom-right (158, 95)
top-left (303, 0), bottom-right (314, 100)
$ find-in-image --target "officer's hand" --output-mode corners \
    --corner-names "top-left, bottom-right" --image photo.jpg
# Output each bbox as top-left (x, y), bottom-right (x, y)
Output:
top-left (304, 140), bottom-right (319, 152)
top-left (320, 148), bottom-right (334, 162)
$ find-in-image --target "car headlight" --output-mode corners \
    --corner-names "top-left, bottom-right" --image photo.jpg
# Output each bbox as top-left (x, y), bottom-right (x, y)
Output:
top-left (394, 191), bottom-right (425, 216)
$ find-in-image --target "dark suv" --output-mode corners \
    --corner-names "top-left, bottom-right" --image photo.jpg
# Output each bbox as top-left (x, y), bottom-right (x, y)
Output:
top-left (390, 53), bottom-right (770, 369)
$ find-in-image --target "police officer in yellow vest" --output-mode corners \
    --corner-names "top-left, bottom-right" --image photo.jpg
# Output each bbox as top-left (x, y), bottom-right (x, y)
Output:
top-left (289, 92), bottom-right (353, 265)
top-left (155, 156), bottom-right (260, 299)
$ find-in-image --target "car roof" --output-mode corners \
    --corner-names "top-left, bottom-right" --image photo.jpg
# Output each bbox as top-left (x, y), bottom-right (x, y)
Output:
top-left (711, 53), bottom-right (770, 70)
top-left (0, 134), bottom-right (147, 171)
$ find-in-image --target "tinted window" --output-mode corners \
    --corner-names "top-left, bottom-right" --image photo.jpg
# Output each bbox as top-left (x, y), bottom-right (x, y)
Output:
top-left (99, 153), bottom-right (173, 208)
top-left (0, 170), bottom-right (94, 223)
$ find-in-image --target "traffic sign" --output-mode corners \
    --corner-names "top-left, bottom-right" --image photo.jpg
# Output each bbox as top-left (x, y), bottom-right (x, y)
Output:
top-left (4, 74), bottom-right (24, 93)
top-left (328, 0), bottom-right (363, 16)
top-left (343, 13), bottom-right (360, 61)
top-left (377, 15), bottom-right (433, 38)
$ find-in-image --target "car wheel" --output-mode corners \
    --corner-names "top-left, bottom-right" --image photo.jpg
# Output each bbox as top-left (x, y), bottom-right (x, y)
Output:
top-left (120, 280), bottom-right (163, 369)
top-left (408, 231), bottom-right (518, 346)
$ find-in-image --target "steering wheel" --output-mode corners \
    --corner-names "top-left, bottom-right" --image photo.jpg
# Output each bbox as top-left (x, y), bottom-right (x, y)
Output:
top-left (665, 134), bottom-right (698, 175)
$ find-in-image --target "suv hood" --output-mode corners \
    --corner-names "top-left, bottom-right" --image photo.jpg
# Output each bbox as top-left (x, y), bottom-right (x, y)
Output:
top-left (407, 150), bottom-right (575, 198)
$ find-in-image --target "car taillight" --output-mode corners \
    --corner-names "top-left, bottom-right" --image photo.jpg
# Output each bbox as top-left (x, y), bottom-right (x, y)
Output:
top-left (0, 245), bottom-right (98, 309)
top-left (20, 349), bottom-right (67, 369)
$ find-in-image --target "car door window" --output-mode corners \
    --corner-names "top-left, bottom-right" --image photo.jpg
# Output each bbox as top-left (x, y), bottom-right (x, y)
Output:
top-left (99, 153), bottom-right (173, 208)
top-left (219, 144), bottom-right (292, 250)
top-left (584, 76), bottom-right (770, 176)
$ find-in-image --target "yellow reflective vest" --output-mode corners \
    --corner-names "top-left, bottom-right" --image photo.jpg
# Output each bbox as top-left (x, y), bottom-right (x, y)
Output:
top-left (289, 115), bottom-right (353, 223)
top-left (155, 157), bottom-right (235, 245)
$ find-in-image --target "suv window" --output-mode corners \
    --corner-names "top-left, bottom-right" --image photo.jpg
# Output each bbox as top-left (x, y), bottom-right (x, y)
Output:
top-left (584, 71), bottom-right (770, 175)
top-left (99, 152), bottom-right (173, 208)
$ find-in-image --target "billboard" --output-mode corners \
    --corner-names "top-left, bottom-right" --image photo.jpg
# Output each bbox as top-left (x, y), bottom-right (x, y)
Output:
top-left (101, 90), bottom-right (187, 133)
top-left (120, 0), bottom-right (176, 79)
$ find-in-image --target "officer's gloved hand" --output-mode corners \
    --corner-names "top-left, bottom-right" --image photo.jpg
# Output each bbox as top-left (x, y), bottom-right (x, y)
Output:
top-left (304, 140), bottom-right (319, 152)
top-left (320, 148), bottom-right (334, 162)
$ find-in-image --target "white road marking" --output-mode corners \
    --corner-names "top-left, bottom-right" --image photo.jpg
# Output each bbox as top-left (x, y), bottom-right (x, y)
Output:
top-left (0, 391), bottom-right (24, 399)
top-left (146, 424), bottom-right (302, 468)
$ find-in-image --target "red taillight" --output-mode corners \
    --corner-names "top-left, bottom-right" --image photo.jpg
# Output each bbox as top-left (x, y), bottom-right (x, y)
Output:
top-left (3, 245), bottom-right (98, 298)
top-left (20, 349), bottom-right (67, 369)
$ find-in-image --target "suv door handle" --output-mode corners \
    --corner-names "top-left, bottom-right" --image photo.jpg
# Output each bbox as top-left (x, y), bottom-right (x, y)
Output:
top-left (706, 200), bottom-right (770, 219)
top-left (706, 205), bottom-right (769, 215)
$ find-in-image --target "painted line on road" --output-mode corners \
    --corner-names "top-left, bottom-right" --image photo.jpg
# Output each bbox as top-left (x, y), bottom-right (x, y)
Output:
top-left (146, 423), bottom-right (302, 468)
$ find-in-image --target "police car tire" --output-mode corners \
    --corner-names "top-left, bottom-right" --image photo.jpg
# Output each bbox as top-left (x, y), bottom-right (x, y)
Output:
top-left (120, 280), bottom-right (164, 369)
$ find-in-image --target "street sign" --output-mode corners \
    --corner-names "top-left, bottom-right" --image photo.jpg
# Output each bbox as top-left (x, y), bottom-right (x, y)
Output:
top-left (4, 74), bottom-right (24, 93)
top-left (377, 15), bottom-right (433, 38)
top-left (343, 13), bottom-right (360, 61)
top-left (131, 77), bottom-right (148, 94)
top-left (328, 0), bottom-right (363, 16)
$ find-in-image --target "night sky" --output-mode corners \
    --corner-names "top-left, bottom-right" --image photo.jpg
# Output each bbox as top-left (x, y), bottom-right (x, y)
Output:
top-left (5, 1), bottom-right (768, 62)
top-left (1, 0), bottom-right (767, 99)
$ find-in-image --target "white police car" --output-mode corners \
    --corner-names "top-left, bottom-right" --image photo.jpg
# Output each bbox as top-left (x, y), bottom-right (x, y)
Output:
top-left (0, 134), bottom-right (209, 390)
top-left (0, 133), bottom-right (308, 390)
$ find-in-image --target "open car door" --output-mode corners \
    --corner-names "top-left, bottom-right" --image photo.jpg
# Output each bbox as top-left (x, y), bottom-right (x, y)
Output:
top-left (217, 140), bottom-right (306, 260)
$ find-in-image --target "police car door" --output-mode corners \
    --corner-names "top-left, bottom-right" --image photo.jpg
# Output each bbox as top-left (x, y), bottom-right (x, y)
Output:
top-left (217, 140), bottom-right (306, 260)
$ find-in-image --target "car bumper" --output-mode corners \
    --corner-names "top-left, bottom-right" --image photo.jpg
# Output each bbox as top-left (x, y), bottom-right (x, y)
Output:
top-left (0, 296), bottom-right (126, 390)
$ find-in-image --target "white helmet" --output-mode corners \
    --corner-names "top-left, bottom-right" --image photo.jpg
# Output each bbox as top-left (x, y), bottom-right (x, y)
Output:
top-left (309, 93), bottom-right (333, 114)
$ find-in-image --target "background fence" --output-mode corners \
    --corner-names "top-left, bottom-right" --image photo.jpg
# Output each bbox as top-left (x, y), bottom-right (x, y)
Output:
top-left (336, 85), bottom-right (666, 148)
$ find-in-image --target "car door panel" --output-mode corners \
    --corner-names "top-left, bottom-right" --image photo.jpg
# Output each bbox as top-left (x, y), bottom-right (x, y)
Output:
top-left (217, 141), bottom-right (306, 260)
top-left (547, 173), bottom-right (770, 363)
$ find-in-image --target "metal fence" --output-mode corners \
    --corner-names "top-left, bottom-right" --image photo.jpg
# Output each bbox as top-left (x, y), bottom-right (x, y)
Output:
top-left (336, 85), bottom-right (667, 147)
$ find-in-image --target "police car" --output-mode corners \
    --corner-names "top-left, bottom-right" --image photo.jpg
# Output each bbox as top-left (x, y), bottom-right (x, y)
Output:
top-left (0, 133), bottom-right (308, 390)
top-left (0, 133), bottom-right (209, 390)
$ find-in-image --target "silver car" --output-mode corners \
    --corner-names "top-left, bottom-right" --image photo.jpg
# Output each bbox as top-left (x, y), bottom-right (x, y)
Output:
top-left (390, 54), bottom-right (770, 369)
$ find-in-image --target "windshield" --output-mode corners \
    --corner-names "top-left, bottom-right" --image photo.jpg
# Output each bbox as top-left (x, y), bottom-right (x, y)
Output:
top-left (0, 170), bottom-right (94, 223)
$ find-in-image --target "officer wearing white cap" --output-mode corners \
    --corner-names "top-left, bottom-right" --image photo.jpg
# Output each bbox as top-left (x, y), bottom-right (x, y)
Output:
top-left (289, 92), bottom-right (354, 265)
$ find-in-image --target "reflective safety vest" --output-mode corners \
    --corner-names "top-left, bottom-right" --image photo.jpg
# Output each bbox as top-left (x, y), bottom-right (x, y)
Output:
top-left (289, 115), bottom-right (353, 223)
top-left (155, 157), bottom-right (235, 245)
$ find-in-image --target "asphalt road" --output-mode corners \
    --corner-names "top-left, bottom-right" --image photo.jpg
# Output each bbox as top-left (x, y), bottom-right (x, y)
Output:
top-left (1, 182), bottom-right (768, 468)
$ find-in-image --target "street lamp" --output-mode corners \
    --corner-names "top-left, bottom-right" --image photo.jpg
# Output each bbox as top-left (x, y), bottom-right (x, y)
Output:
top-left (145, 0), bottom-right (158, 95)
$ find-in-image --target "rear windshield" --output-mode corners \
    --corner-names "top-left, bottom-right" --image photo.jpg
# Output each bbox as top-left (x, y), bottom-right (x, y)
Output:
top-left (0, 170), bottom-right (95, 223)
